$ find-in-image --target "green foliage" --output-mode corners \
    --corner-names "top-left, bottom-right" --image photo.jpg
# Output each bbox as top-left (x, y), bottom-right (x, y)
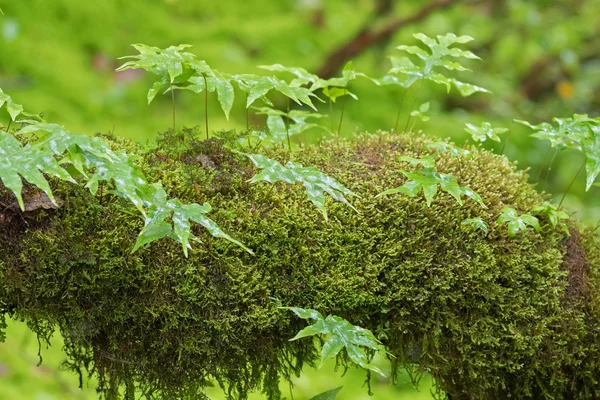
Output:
top-left (1, 132), bottom-right (599, 400)
top-left (389, 33), bottom-right (490, 96)
top-left (0, 88), bottom-right (24, 122)
top-left (284, 307), bottom-right (385, 376)
top-left (2, 114), bottom-right (246, 256)
top-left (309, 387), bottom-right (343, 400)
top-left (173, 61), bottom-right (237, 119)
top-left (461, 217), bottom-right (488, 233)
top-left (236, 73), bottom-right (319, 110)
top-left (516, 115), bottom-right (600, 190)
top-left (426, 141), bottom-right (471, 157)
top-left (465, 122), bottom-right (509, 143)
top-left (252, 106), bottom-right (325, 145)
top-left (377, 156), bottom-right (485, 208)
top-left (133, 183), bottom-right (251, 256)
top-left (410, 102), bottom-right (430, 122)
top-left (116, 44), bottom-right (196, 104)
top-left (532, 203), bottom-right (570, 235)
top-left (0, 129), bottom-right (75, 210)
top-left (245, 153), bottom-right (356, 220)
top-left (497, 207), bottom-right (541, 237)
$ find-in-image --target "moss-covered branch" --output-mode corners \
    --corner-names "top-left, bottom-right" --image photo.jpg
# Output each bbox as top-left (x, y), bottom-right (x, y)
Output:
top-left (0, 129), bottom-right (598, 400)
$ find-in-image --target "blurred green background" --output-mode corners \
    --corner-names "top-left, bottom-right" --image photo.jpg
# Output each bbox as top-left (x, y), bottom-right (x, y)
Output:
top-left (0, 0), bottom-right (599, 398)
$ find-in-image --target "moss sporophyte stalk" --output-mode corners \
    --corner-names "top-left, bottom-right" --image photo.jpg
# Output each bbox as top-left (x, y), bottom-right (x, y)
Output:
top-left (0, 33), bottom-right (599, 400)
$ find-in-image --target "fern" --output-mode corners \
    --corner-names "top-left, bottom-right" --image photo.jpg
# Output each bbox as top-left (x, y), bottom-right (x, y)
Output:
top-left (252, 106), bottom-right (325, 146)
top-left (465, 122), bottom-right (509, 143)
top-left (0, 88), bottom-right (24, 124)
top-left (4, 118), bottom-right (248, 256)
top-left (133, 184), bottom-right (251, 256)
top-left (0, 130), bottom-right (75, 210)
top-left (497, 207), bottom-right (541, 237)
top-left (377, 156), bottom-right (486, 208)
top-left (283, 307), bottom-right (386, 376)
top-left (245, 153), bottom-right (356, 220)
top-left (426, 141), bottom-right (471, 157)
top-left (390, 33), bottom-right (490, 96)
top-left (517, 115), bottom-right (600, 190)
top-left (117, 44), bottom-right (196, 104)
top-left (532, 203), bottom-right (570, 235)
top-left (461, 217), bottom-right (488, 233)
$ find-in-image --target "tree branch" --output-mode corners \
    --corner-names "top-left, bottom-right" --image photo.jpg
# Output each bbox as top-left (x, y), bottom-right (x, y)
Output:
top-left (315, 0), bottom-right (462, 79)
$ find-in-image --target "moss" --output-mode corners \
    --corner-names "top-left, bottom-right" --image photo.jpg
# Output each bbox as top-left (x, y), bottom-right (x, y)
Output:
top-left (0, 129), bottom-right (599, 400)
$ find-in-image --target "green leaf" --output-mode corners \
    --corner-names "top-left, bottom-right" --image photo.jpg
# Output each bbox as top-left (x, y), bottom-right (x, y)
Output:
top-left (377, 161), bottom-right (485, 208)
top-left (245, 154), bottom-right (356, 220)
top-left (309, 387), bottom-right (343, 400)
top-left (236, 74), bottom-right (319, 110)
top-left (410, 102), bottom-right (430, 122)
top-left (465, 122), bottom-right (508, 143)
top-left (497, 207), bottom-right (541, 237)
top-left (283, 307), bottom-right (386, 376)
top-left (426, 141), bottom-right (471, 157)
top-left (134, 184), bottom-right (251, 256)
top-left (462, 217), bottom-right (488, 233)
top-left (515, 114), bottom-right (596, 150)
top-left (0, 130), bottom-right (75, 210)
top-left (532, 203), bottom-right (570, 234)
top-left (583, 127), bottom-right (600, 191)
top-left (391, 33), bottom-right (489, 96)
top-left (252, 107), bottom-right (325, 145)
top-left (117, 44), bottom-right (197, 104)
top-left (258, 64), bottom-right (319, 87)
top-left (398, 155), bottom-right (436, 169)
top-left (0, 88), bottom-right (24, 121)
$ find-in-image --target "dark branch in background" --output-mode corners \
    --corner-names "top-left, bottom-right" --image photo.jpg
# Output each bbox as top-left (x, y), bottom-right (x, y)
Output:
top-left (315, 0), bottom-right (462, 79)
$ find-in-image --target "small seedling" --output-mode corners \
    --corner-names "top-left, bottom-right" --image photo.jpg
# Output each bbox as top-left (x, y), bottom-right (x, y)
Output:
top-left (461, 217), bottom-right (488, 233)
top-left (497, 207), bottom-right (541, 237)
top-left (282, 307), bottom-right (386, 376)
top-left (245, 153), bottom-right (357, 220)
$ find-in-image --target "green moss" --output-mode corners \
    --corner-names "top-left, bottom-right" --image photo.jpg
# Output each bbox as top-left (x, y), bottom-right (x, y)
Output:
top-left (0, 129), bottom-right (598, 400)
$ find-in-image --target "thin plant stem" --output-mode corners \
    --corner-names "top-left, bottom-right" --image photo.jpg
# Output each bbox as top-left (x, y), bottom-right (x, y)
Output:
top-left (593, 219), bottom-right (600, 234)
top-left (500, 120), bottom-right (515, 155)
top-left (170, 85), bottom-right (176, 133)
top-left (286, 97), bottom-right (292, 153)
top-left (404, 78), bottom-right (424, 133)
top-left (329, 98), bottom-right (334, 132)
top-left (203, 74), bottom-right (209, 140)
top-left (558, 159), bottom-right (586, 210)
top-left (245, 92), bottom-right (249, 130)
top-left (337, 98), bottom-right (345, 136)
top-left (535, 144), bottom-right (552, 182)
top-left (394, 88), bottom-right (408, 133)
top-left (544, 148), bottom-right (560, 185)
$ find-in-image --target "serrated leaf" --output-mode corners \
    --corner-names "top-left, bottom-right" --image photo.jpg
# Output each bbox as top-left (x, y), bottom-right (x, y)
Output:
top-left (309, 387), bottom-right (343, 400)
top-left (392, 33), bottom-right (488, 96)
top-left (0, 130), bottom-right (75, 210)
top-left (462, 217), bottom-right (488, 233)
top-left (426, 141), bottom-right (471, 157)
top-left (133, 184), bottom-right (251, 256)
top-left (0, 88), bottom-right (24, 121)
top-left (377, 159), bottom-right (485, 208)
top-left (284, 307), bottom-right (386, 376)
top-left (465, 122), bottom-right (508, 143)
top-left (236, 74), bottom-right (319, 110)
top-left (245, 154), bottom-right (356, 220)
top-left (532, 203), bottom-right (569, 230)
top-left (497, 207), bottom-right (540, 237)
top-left (515, 114), bottom-right (596, 150)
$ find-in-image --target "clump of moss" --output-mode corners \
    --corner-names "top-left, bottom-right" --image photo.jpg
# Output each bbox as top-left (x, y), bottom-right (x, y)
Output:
top-left (0, 129), bottom-right (598, 400)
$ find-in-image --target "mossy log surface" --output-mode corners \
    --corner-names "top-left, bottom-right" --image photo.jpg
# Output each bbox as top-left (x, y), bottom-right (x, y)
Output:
top-left (0, 130), bottom-right (598, 400)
